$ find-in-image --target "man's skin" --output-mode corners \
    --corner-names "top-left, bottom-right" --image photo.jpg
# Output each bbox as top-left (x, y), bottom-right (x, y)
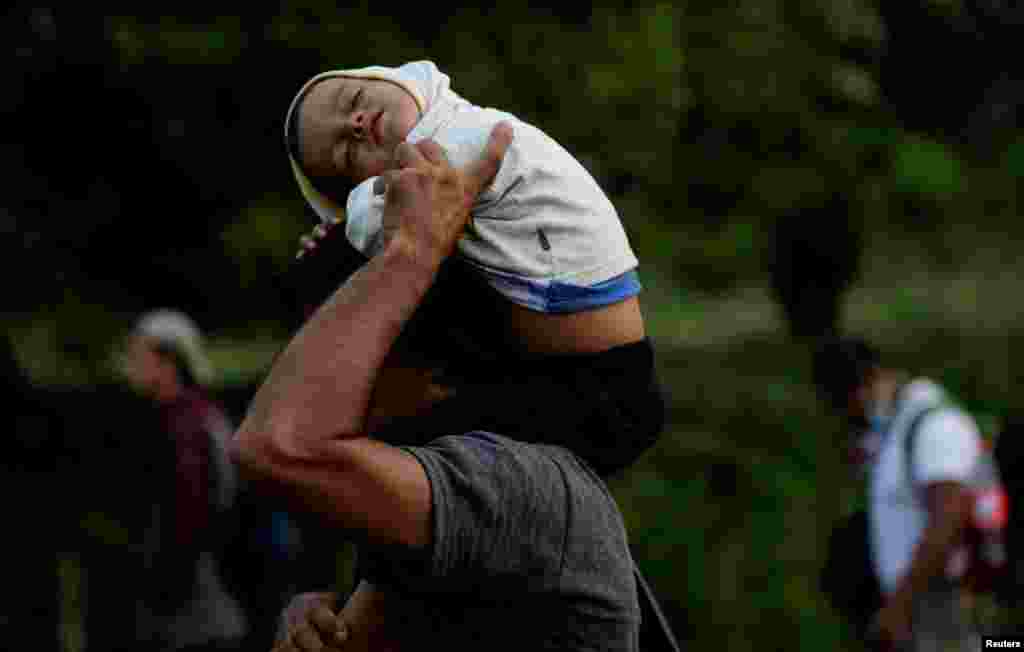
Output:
top-left (848, 368), bottom-right (972, 649)
top-left (231, 124), bottom-right (514, 650)
top-left (871, 483), bottom-right (971, 649)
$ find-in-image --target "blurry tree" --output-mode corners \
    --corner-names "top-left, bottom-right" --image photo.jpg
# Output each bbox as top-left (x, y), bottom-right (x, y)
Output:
top-left (767, 193), bottom-right (863, 339)
top-left (874, 0), bottom-right (1024, 159)
top-left (5, 4), bottom-right (1024, 648)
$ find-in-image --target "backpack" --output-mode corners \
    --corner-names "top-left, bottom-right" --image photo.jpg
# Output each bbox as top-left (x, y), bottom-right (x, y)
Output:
top-left (820, 508), bottom-right (883, 637)
top-left (904, 405), bottom-right (1010, 593)
top-left (993, 417), bottom-right (1024, 605)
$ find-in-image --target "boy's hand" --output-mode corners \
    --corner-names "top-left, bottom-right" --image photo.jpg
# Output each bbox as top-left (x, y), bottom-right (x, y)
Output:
top-left (272, 591), bottom-right (349, 652)
top-left (295, 218), bottom-right (343, 261)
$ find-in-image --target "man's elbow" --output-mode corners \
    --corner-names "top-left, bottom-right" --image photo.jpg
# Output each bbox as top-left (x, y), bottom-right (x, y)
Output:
top-left (926, 481), bottom-right (972, 539)
top-left (231, 416), bottom-right (300, 482)
top-left (230, 424), bottom-right (269, 481)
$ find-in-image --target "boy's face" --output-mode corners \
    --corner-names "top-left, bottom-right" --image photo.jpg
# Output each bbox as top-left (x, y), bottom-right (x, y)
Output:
top-left (298, 76), bottom-right (421, 187)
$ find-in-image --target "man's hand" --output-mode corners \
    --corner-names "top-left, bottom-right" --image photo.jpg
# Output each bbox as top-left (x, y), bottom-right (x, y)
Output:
top-left (868, 598), bottom-right (912, 650)
top-left (233, 121), bottom-right (513, 547)
top-left (272, 592), bottom-right (348, 652)
top-left (375, 122), bottom-right (513, 268)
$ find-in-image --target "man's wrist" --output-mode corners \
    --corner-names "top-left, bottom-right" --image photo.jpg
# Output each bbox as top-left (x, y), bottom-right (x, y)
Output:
top-left (887, 586), bottom-right (914, 616)
top-left (378, 236), bottom-right (443, 292)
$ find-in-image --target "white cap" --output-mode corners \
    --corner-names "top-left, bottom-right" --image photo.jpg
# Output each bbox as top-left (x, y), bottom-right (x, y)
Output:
top-left (134, 309), bottom-right (214, 386)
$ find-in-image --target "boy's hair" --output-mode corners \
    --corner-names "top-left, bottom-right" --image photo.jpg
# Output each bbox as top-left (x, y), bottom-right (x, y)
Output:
top-left (812, 336), bottom-right (881, 409)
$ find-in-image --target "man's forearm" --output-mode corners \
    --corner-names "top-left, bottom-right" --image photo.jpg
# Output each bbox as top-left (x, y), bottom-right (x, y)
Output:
top-left (889, 487), bottom-right (967, 611)
top-left (236, 240), bottom-right (438, 458)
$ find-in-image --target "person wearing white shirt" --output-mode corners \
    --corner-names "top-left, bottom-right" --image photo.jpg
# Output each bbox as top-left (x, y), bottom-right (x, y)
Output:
top-left (814, 337), bottom-right (981, 652)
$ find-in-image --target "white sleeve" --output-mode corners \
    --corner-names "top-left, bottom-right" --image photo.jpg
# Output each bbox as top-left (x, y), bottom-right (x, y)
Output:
top-left (912, 409), bottom-right (981, 486)
top-left (345, 178), bottom-right (386, 257)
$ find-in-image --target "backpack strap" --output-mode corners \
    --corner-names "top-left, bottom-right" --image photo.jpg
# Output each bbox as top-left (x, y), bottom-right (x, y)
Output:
top-left (902, 405), bottom-right (945, 494)
top-left (635, 562), bottom-right (683, 652)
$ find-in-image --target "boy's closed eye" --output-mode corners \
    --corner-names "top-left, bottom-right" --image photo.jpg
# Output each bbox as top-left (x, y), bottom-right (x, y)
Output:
top-left (297, 76), bottom-right (422, 188)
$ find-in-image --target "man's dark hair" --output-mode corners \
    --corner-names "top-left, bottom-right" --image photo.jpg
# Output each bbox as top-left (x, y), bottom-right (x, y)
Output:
top-left (276, 222), bottom-right (518, 382)
top-left (811, 336), bottom-right (880, 409)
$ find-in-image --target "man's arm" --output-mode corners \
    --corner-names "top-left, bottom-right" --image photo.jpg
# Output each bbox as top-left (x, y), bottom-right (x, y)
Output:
top-left (231, 125), bottom-right (512, 548)
top-left (234, 244), bottom-right (438, 547)
top-left (873, 409), bottom-right (979, 645)
top-left (887, 481), bottom-right (971, 608)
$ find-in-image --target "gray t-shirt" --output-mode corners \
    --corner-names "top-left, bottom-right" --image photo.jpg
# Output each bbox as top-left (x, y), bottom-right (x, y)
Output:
top-left (361, 431), bottom-right (640, 651)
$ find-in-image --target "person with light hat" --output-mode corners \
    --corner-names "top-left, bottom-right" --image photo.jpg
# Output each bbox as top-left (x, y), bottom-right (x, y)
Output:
top-left (125, 309), bottom-right (247, 651)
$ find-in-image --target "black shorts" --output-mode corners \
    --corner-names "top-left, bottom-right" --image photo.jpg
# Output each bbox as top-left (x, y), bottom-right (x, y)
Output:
top-left (371, 338), bottom-right (666, 478)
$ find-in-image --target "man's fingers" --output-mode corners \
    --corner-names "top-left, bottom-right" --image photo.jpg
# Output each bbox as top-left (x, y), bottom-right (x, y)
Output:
top-left (292, 623), bottom-right (325, 652)
top-left (414, 139), bottom-right (449, 166)
top-left (463, 122), bottom-right (513, 196)
top-left (274, 635), bottom-right (298, 652)
top-left (310, 604), bottom-right (344, 638)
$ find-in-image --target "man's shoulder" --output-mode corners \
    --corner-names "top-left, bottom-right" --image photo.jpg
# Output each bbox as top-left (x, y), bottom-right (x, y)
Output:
top-left (374, 431), bottom-right (639, 647)
top-left (902, 393), bottom-right (981, 482)
top-left (414, 430), bottom-right (593, 487)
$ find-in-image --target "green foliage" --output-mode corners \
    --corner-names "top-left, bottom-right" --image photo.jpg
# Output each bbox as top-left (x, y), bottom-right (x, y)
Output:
top-left (107, 15), bottom-right (247, 65)
top-left (892, 138), bottom-right (964, 197)
top-left (15, 4), bottom-right (1024, 650)
top-left (221, 197), bottom-right (308, 285)
top-left (1005, 139), bottom-right (1024, 177)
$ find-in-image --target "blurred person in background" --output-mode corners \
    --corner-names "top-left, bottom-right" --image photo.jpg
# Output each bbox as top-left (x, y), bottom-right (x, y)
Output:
top-left (215, 382), bottom-right (305, 652)
top-left (813, 336), bottom-right (984, 652)
top-left (123, 309), bottom-right (247, 652)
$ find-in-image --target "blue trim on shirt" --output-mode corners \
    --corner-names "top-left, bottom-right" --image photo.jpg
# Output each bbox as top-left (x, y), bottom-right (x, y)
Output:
top-left (481, 269), bottom-right (642, 313)
top-left (546, 270), bottom-right (642, 313)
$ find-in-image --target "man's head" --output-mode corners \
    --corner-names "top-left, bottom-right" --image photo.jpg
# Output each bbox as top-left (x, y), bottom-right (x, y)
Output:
top-left (812, 336), bottom-right (884, 428)
top-left (124, 309), bottom-right (212, 403)
top-left (279, 219), bottom-right (516, 425)
top-left (288, 75), bottom-right (422, 205)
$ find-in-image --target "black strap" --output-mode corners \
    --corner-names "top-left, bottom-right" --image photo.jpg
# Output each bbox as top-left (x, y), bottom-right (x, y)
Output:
top-left (635, 563), bottom-right (683, 652)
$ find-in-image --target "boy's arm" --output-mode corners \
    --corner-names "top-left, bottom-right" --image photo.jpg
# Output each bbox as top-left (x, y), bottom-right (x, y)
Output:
top-left (344, 177), bottom-right (389, 256)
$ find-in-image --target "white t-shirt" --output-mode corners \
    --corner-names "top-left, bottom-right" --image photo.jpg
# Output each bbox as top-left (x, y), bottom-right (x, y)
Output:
top-left (867, 378), bottom-right (981, 594)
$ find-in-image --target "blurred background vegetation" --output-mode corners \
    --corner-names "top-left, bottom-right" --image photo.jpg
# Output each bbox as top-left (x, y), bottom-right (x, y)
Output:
top-left (5, 2), bottom-right (1023, 650)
